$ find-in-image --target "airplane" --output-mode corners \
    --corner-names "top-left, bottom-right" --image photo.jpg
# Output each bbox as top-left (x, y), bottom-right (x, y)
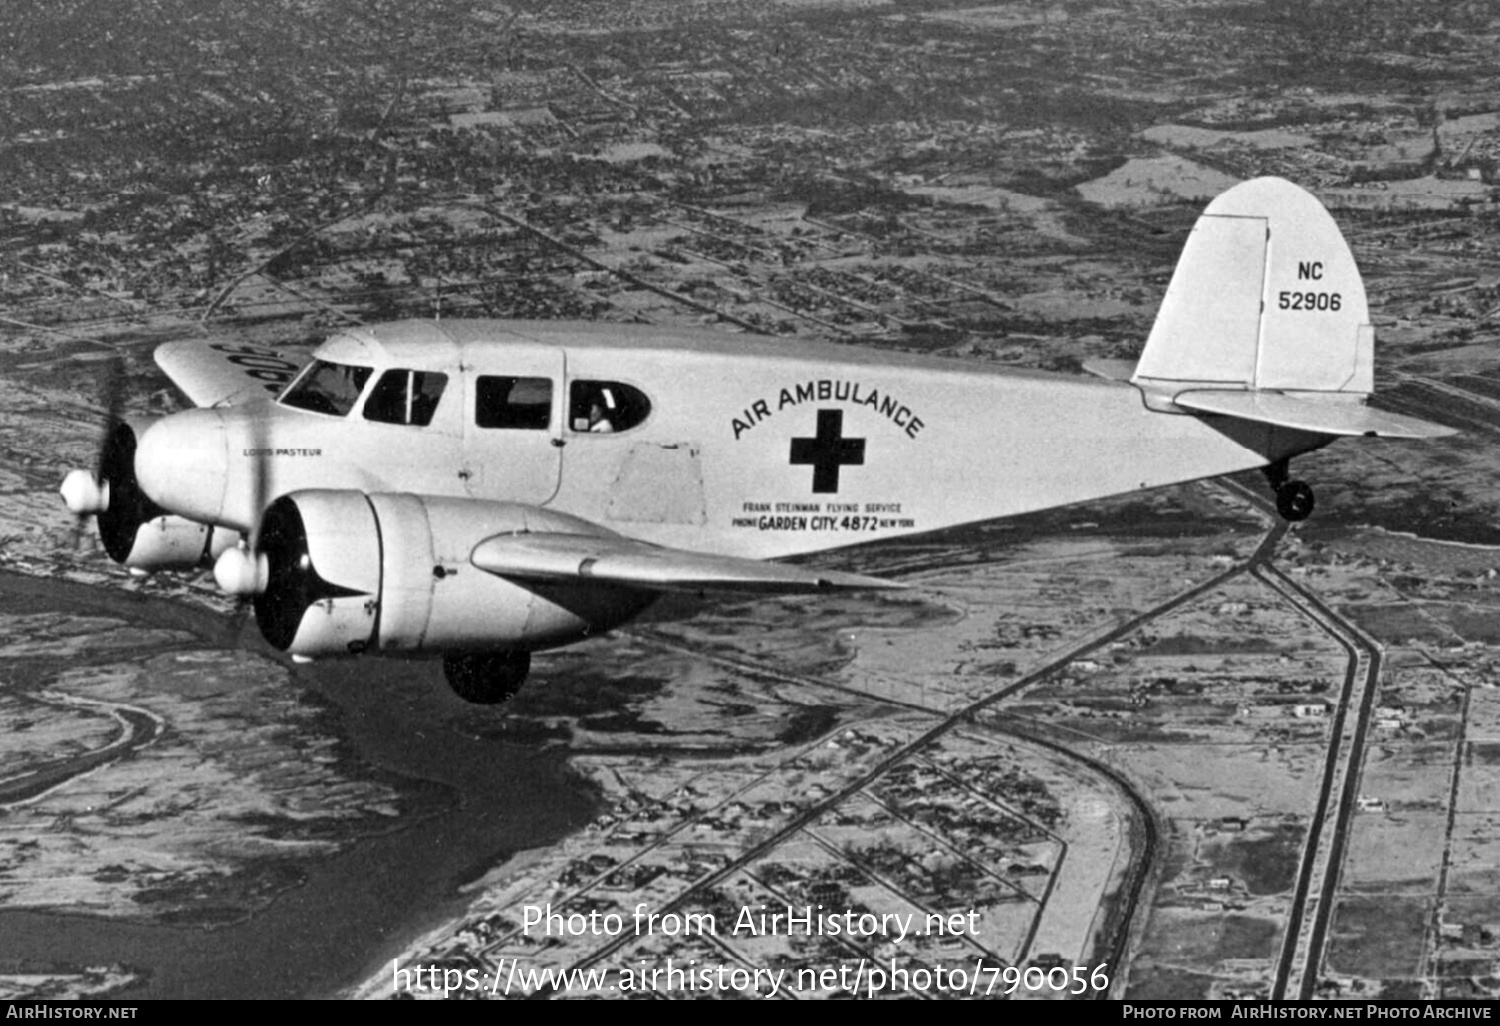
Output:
top-left (59, 177), bottom-right (1454, 704)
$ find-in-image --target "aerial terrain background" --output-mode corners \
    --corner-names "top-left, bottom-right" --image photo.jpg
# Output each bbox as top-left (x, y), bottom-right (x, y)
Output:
top-left (1, 0), bottom-right (1499, 1000)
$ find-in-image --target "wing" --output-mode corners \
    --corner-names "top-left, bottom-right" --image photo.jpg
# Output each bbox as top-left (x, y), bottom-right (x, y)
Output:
top-left (1173, 390), bottom-right (1456, 439)
top-left (471, 532), bottom-right (904, 594)
top-left (155, 340), bottom-right (305, 408)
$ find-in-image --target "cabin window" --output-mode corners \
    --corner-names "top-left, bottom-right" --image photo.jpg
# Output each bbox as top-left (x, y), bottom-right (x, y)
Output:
top-left (475, 375), bottom-right (552, 430)
top-left (280, 360), bottom-right (373, 417)
top-left (363, 369), bottom-right (447, 427)
top-left (569, 380), bottom-right (651, 434)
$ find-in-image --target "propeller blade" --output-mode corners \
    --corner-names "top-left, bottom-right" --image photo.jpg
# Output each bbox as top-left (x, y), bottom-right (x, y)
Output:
top-left (96, 354), bottom-right (127, 476)
top-left (215, 400), bottom-right (275, 622)
top-left (65, 354), bottom-right (127, 550)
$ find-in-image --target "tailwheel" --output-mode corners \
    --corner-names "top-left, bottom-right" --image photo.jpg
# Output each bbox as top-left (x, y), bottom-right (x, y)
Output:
top-left (1263, 459), bottom-right (1315, 523)
top-left (443, 651), bottom-right (531, 704)
top-left (1275, 480), bottom-right (1316, 522)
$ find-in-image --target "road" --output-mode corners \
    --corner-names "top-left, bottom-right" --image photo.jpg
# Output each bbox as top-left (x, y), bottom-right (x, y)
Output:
top-left (381, 475), bottom-right (1397, 1001)
top-left (358, 474), bottom-right (1388, 1000)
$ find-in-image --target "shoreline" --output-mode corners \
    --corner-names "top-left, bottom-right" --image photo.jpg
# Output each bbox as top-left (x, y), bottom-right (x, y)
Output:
top-left (0, 569), bottom-right (599, 1000)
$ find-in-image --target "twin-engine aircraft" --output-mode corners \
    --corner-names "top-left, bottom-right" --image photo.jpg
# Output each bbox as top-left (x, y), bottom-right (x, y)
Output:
top-left (61, 178), bottom-right (1453, 703)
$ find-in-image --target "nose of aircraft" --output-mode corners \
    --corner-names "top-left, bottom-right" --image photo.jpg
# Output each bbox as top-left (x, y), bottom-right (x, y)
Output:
top-left (135, 408), bottom-right (230, 526)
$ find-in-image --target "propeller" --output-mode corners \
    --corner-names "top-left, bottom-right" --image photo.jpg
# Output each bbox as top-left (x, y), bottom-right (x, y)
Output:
top-left (59, 353), bottom-right (162, 558)
top-left (212, 400), bottom-right (273, 600)
top-left (59, 354), bottom-right (124, 530)
top-left (213, 407), bottom-right (343, 657)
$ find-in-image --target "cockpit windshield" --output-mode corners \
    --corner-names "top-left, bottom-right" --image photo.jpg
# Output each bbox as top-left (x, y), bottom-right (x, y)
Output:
top-left (279, 360), bottom-right (373, 417)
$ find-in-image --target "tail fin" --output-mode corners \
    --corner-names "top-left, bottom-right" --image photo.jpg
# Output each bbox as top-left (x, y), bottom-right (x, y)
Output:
top-left (1131, 177), bottom-right (1451, 439)
top-left (1134, 177), bottom-right (1371, 394)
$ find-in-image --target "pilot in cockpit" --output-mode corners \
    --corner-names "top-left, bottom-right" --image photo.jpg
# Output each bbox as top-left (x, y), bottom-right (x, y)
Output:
top-left (573, 384), bottom-right (616, 433)
top-left (588, 398), bottom-right (615, 433)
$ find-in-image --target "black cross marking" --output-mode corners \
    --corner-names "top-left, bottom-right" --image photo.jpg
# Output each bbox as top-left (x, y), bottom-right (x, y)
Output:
top-left (790, 409), bottom-right (865, 494)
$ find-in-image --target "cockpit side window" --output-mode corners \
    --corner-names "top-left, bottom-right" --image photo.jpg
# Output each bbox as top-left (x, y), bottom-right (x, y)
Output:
top-left (475, 375), bottom-right (552, 430)
top-left (569, 380), bottom-right (651, 434)
top-left (280, 360), bottom-right (373, 417)
top-left (363, 369), bottom-right (448, 427)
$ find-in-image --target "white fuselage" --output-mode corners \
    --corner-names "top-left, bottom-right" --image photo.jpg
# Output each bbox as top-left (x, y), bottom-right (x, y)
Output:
top-left (137, 320), bottom-right (1323, 561)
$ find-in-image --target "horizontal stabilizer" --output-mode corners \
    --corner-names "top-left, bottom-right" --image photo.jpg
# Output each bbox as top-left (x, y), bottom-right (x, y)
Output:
top-left (1174, 390), bottom-right (1456, 439)
top-left (471, 532), bottom-right (905, 594)
top-left (1081, 358), bottom-right (1138, 383)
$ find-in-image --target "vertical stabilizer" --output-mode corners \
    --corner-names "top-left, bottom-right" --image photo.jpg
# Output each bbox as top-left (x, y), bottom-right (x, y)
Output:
top-left (1132, 177), bottom-right (1372, 396)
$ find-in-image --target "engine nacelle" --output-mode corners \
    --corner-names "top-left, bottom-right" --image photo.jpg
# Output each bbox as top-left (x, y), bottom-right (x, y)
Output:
top-left (76, 420), bottom-right (241, 571)
top-left (119, 515), bottom-right (239, 573)
top-left (252, 490), bottom-right (656, 659)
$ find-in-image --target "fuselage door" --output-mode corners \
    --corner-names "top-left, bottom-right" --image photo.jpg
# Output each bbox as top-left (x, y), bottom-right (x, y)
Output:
top-left (461, 346), bottom-right (566, 504)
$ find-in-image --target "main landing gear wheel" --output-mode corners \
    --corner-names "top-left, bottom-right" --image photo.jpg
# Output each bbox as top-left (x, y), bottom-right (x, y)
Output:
top-left (443, 651), bottom-right (531, 704)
